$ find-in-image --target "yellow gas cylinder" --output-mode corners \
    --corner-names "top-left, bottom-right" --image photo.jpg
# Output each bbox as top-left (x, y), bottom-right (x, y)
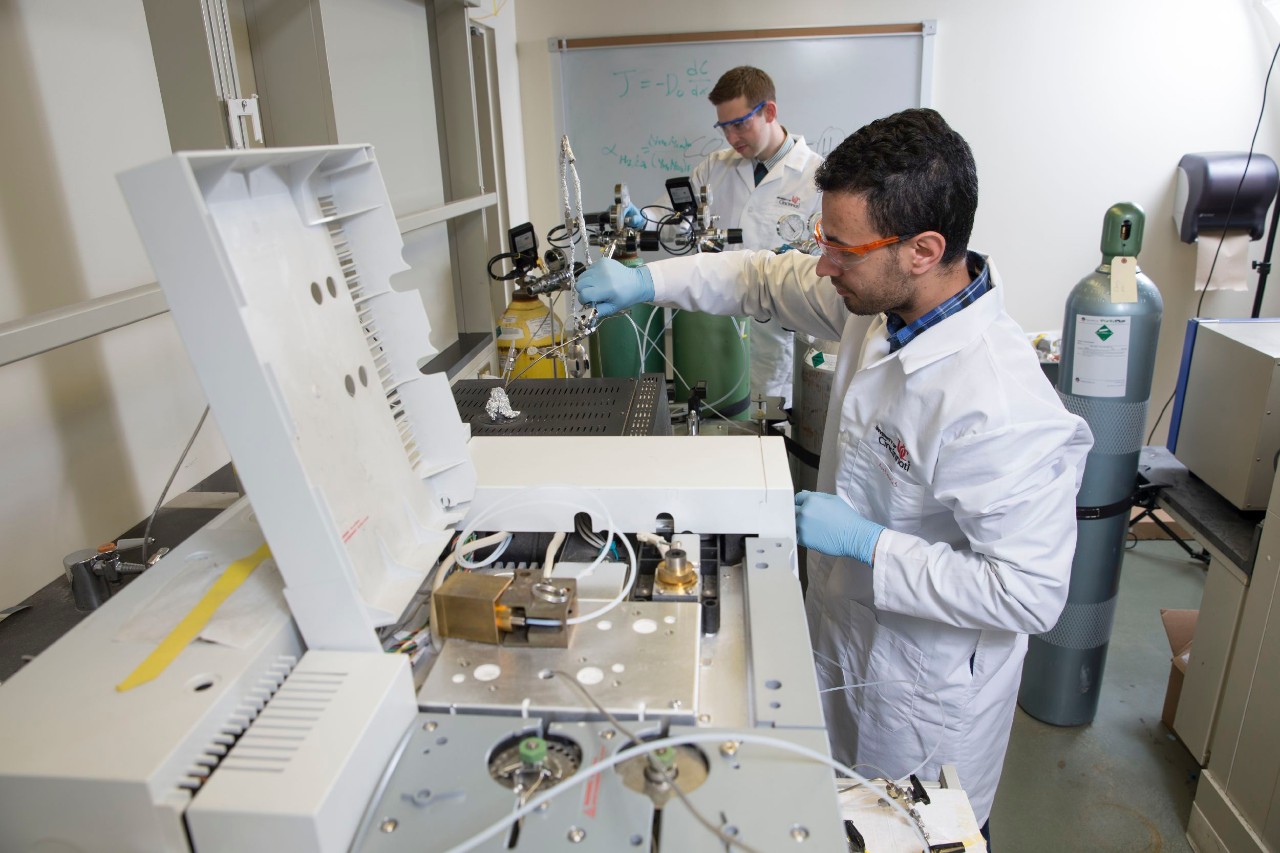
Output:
top-left (496, 294), bottom-right (564, 379)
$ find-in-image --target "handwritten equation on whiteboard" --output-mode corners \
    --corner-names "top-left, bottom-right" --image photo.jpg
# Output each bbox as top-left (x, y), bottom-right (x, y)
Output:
top-left (564, 33), bottom-right (923, 206)
top-left (601, 133), bottom-right (722, 174)
top-left (598, 127), bottom-right (851, 175)
top-left (612, 59), bottom-right (713, 99)
top-left (590, 57), bottom-right (852, 175)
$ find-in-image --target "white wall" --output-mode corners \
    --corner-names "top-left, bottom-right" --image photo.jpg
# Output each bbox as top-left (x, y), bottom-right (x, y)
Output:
top-left (0, 2), bottom-right (228, 606)
top-left (516, 0), bottom-right (1280, 440)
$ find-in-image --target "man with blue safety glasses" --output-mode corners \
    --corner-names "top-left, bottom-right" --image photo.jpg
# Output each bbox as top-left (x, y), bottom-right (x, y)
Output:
top-left (579, 108), bottom-right (1094, 847)
top-left (626, 66), bottom-right (822, 409)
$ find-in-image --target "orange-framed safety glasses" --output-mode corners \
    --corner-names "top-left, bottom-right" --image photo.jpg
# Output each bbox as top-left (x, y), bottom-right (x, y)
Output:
top-left (813, 217), bottom-right (914, 269)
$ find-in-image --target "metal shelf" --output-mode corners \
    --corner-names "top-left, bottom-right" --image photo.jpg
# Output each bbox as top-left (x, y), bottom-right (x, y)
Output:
top-left (0, 193), bottom-right (499, 368)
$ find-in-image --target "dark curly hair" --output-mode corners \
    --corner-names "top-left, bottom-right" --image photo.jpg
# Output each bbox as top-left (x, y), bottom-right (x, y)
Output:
top-left (815, 108), bottom-right (977, 267)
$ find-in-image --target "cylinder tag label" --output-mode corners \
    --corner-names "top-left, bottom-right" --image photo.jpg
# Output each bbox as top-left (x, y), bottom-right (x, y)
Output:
top-left (1071, 314), bottom-right (1131, 397)
top-left (1110, 257), bottom-right (1138, 303)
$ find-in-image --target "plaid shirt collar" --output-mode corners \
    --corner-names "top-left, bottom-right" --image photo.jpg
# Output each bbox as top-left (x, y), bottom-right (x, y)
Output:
top-left (884, 252), bottom-right (991, 353)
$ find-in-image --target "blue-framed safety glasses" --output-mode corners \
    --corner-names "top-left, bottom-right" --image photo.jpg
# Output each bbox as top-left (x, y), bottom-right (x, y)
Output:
top-left (713, 101), bottom-right (767, 135)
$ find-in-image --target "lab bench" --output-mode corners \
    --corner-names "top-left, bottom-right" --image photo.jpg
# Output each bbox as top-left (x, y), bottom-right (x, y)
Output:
top-left (1137, 445), bottom-right (1263, 766)
top-left (1149, 444), bottom-right (1280, 852)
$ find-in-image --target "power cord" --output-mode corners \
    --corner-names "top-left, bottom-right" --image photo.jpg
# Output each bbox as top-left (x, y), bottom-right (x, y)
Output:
top-left (140, 405), bottom-right (210, 564)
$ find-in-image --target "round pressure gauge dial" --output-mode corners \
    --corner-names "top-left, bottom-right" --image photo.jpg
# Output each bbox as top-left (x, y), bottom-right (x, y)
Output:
top-left (777, 213), bottom-right (807, 244)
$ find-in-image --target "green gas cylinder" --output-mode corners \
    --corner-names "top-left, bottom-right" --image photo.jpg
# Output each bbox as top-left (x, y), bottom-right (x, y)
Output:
top-left (588, 255), bottom-right (666, 378)
top-left (672, 311), bottom-right (751, 420)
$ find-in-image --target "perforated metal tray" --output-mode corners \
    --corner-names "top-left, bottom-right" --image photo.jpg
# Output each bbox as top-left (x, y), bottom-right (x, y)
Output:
top-left (452, 374), bottom-right (670, 436)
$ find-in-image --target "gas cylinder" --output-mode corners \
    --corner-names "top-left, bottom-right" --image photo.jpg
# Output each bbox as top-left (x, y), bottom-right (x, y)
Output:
top-left (672, 313), bottom-right (752, 420)
top-left (588, 254), bottom-right (666, 378)
top-left (1019, 202), bottom-right (1164, 726)
top-left (792, 339), bottom-right (840, 492)
top-left (496, 294), bottom-right (564, 379)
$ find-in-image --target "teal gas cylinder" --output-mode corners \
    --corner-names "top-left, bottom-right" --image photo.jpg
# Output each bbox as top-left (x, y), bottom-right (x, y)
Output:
top-left (1020, 203), bottom-right (1164, 726)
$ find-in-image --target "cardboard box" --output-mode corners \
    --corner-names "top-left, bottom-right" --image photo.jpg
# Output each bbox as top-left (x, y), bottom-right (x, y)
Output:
top-left (1161, 608), bottom-right (1198, 730)
top-left (1131, 507), bottom-right (1191, 541)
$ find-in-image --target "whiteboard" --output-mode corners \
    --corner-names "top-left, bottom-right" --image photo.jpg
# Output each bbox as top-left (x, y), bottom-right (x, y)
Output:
top-left (551, 25), bottom-right (935, 212)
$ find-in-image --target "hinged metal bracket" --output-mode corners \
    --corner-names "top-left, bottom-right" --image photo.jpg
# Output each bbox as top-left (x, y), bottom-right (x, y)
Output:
top-left (225, 95), bottom-right (263, 148)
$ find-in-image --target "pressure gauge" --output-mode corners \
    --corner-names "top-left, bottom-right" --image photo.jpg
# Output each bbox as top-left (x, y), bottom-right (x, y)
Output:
top-left (777, 213), bottom-right (807, 243)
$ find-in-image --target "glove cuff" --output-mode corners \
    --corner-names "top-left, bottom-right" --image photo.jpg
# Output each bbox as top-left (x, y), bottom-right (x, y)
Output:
top-left (636, 264), bottom-right (656, 303)
top-left (854, 522), bottom-right (886, 566)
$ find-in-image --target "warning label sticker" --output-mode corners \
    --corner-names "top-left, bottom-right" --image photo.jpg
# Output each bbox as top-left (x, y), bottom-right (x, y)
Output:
top-left (1071, 314), bottom-right (1130, 398)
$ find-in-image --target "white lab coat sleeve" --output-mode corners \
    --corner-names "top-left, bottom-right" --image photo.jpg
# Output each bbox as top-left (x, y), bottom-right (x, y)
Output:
top-left (646, 250), bottom-right (847, 342)
top-left (870, 416), bottom-right (1093, 634)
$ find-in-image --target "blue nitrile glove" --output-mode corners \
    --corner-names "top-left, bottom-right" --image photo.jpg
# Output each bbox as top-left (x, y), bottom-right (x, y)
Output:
top-left (794, 490), bottom-right (886, 564)
top-left (622, 202), bottom-right (646, 229)
top-left (574, 257), bottom-right (654, 318)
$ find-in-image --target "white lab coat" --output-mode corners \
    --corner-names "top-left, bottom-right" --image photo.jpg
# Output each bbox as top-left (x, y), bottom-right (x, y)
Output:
top-left (647, 250), bottom-right (1093, 824)
top-left (689, 136), bottom-right (823, 407)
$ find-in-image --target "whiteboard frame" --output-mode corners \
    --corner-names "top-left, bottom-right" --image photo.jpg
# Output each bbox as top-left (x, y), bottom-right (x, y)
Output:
top-left (549, 22), bottom-right (937, 155)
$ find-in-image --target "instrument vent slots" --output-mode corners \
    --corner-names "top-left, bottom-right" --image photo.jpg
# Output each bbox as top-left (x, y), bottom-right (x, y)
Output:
top-left (318, 192), bottom-right (424, 472)
top-left (215, 668), bottom-right (351, 775)
top-left (176, 654), bottom-right (298, 793)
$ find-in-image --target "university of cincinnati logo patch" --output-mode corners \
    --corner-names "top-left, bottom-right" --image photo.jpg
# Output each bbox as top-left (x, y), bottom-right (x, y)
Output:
top-left (776, 194), bottom-right (802, 209)
top-left (874, 425), bottom-right (911, 472)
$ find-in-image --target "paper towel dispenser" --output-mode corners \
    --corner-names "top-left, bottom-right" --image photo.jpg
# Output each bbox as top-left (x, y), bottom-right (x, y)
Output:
top-left (1174, 152), bottom-right (1278, 243)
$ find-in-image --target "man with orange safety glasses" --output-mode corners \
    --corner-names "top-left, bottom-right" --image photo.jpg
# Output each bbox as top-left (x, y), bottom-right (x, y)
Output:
top-left (580, 108), bottom-right (1093, 847)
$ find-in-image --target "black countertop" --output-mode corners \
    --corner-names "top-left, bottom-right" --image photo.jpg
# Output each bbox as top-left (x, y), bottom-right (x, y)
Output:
top-left (0, 466), bottom-right (241, 683)
top-left (421, 332), bottom-right (491, 380)
top-left (1138, 445), bottom-right (1264, 577)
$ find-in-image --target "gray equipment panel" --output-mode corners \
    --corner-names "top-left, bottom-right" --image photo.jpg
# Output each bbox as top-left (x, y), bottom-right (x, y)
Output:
top-left (365, 533), bottom-right (855, 851)
top-left (743, 537), bottom-right (827, 729)
top-left (353, 716), bottom-right (847, 852)
top-left (419, 601), bottom-right (701, 724)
